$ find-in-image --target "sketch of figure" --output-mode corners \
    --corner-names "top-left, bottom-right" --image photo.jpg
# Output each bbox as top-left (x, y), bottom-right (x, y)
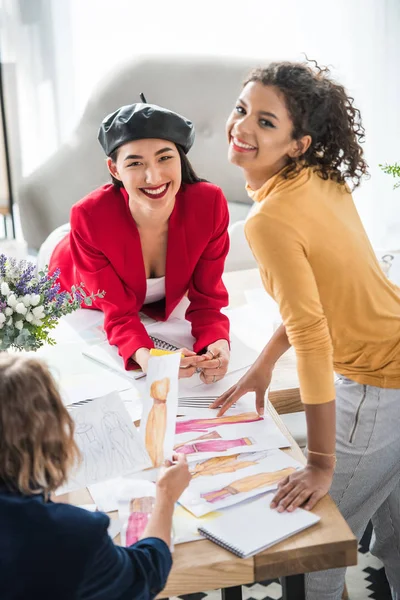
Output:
top-left (101, 404), bottom-right (136, 471)
top-left (200, 467), bottom-right (297, 503)
top-left (191, 452), bottom-right (262, 479)
top-left (146, 377), bottom-right (170, 467)
top-left (175, 412), bottom-right (263, 435)
top-left (174, 432), bottom-right (221, 451)
top-left (126, 496), bottom-right (155, 545)
top-left (73, 411), bottom-right (106, 482)
top-left (176, 436), bottom-right (254, 455)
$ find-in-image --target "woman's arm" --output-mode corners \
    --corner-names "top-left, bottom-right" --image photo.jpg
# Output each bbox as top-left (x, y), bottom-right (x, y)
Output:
top-left (79, 455), bottom-right (191, 600)
top-left (69, 205), bottom-right (154, 369)
top-left (186, 188), bottom-right (230, 353)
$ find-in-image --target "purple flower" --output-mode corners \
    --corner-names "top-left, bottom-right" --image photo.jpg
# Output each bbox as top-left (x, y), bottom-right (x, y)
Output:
top-left (0, 255), bottom-right (6, 278)
top-left (14, 262), bottom-right (36, 295)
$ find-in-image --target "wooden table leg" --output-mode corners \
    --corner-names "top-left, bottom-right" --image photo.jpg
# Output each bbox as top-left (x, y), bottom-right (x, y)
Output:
top-left (221, 585), bottom-right (243, 600)
top-left (281, 574), bottom-right (305, 600)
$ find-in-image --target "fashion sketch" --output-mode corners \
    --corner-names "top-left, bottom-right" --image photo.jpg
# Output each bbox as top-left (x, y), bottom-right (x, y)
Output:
top-left (200, 467), bottom-right (296, 503)
top-left (175, 412), bottom-right (263, 436)
top-left (101, 404), bottom-right (137, 471)
top-left (126, 496), bottom-right (155, 545)
top-left (145, 377), bottom-right (170, 467)
top-left (175, 436), bottom-right (254, 456)
top-left (73, 410), bottom-right (107, 481)
top-left (190, 452), bottom-right (266, 479)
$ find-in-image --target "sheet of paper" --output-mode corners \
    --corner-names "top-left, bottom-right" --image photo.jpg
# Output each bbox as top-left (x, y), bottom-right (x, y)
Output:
top-left (57, 392), bottom-right (151, 494)
top-left (174, 404), bottom-right (290, 463)
top-left (140, 352), bottom-right (181, 467)
top-left (60, 371), bottom-right (133, 406)
top-left (89, 470), bottom-right (158, 512)
top-left (179, 449), bottom-right (303, 517)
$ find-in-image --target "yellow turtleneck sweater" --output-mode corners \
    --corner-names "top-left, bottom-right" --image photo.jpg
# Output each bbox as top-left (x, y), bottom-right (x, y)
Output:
top-left (244, 167), bottom-right (400, 404)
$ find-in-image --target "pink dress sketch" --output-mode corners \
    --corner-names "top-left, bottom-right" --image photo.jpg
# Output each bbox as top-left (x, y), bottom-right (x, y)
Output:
top-left (126, 497), bottom-right (155, 545)
top-left (175, 412), bottom-right (263, 435)
top-left (174, 437), bottom-right (254, 455)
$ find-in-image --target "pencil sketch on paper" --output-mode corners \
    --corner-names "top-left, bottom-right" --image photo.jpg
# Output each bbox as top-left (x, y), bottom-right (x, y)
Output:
top-left (141, 352), bottom-right (181, 468)
top-left (200, 467), bottom-right (296, 503)
top-left (175, 412), bottom-right (263, 435)
top-left (57, 392), bottom-right (151, 495)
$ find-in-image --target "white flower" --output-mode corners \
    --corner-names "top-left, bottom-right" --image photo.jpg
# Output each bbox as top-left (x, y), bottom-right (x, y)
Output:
top-left (0, 313), bottom-right (5, 324)
top-left (25, 311), bottom-right (33, 322)
top-left (0, 281), bottom-right (10, 296)
top-left (15, 302), bottom-right (27, 315)
top-left (22, 294), bottom-right (31, 307)
top-left (31, 318), bottom-right (43, 327)
top-left (30, 294), bottom-right (41, 307)
top-left (6, 316), bottom-right (13, 326)
top-left (15, 320), bottom-right (23, 330)
top-left (7, 294), bottom-right (17, 308)
top-left (5, 307), bottom-right (13, 316)
top-left (32, 305), bottom-right (45, 319)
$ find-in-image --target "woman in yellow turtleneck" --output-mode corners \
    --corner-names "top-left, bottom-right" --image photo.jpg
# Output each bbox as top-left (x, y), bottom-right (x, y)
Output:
top-left (211, 62), bottom-right (400, 600)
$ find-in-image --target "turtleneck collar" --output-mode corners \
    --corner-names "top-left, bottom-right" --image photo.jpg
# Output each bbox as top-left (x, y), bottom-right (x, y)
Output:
top-left (246, 165), bottom-right (310, 204)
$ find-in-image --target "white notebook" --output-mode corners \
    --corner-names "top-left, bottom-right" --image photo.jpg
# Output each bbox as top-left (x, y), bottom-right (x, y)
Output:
top-left (197, 494), bottom-right (320, 558)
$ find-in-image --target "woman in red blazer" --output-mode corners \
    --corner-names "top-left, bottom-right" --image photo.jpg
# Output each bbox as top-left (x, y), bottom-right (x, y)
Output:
top-left (48, 100), bottom-right (230, 381)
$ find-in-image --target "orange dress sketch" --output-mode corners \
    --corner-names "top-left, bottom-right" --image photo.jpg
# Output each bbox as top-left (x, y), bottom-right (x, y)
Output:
top-left (175, 412), bottom-right (263, 435)
top-left (201, 467), bottom-right (297, 503)
top-left (126, 496), bottom-right (155, 545)
top-left (145, 377), bottom-right (170, 467)
top-left (191, 454), bottom-right (261, 479)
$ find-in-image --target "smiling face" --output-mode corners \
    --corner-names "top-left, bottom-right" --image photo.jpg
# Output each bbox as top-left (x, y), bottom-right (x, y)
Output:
top-left (226, 81), bottom-right (310, 189)
top-left (107, 138), bottom-right (182, 210)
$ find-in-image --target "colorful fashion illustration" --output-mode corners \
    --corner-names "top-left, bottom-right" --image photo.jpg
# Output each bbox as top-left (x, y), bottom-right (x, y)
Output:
top-left (200, 467), bottom-right (296, 503)
top-left (145, 377), bottom-right (170, 467)
top-left (175, 412), bottom-right (263, 435)
top-left (126, 496), bottom-right (155, 545)
top-left (190, 453), bottom-right (264, 479)
top-left (175, 436), bottom-right (254, 455)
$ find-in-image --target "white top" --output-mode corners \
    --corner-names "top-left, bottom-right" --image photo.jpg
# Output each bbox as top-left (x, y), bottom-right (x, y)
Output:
top-left (144, 276), bottom-right (166, 305)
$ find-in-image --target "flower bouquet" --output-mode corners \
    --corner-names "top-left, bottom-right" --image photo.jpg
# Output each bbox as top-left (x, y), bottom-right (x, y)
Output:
top-left (0, 254), bottom-right (104, 351)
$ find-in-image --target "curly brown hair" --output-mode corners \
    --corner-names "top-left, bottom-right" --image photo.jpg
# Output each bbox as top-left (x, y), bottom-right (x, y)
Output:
top-left (244, 60), bottom-right (369, 189)
top-left (0, 354), bottom-right (80, 496)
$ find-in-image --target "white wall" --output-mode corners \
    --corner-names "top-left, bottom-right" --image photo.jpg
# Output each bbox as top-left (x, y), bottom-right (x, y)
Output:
top-left (67, 0), bottom-right (400, 248)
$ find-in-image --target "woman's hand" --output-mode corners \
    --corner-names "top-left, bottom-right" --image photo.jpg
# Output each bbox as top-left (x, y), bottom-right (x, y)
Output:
top-left (210, 360), bottom-right (273, 416)
top-left (199, 339), bottom-right (230, 384)
top-left (134, 346), bottom-right (206, 379)
top-left (156, 453), bottom-right (191, 504)
top-left (178, 348), bottom-right (207, 379)
top-left (271, 463), bottom-right (334, 512)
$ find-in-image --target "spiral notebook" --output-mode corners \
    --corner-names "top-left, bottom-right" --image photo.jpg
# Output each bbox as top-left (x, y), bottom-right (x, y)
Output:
top-left (197, 494), bottom-right (320, 558)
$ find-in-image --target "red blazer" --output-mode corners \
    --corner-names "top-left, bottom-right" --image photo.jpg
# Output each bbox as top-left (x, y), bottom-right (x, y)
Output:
top-left (50, 182), bottom-right (230, 369)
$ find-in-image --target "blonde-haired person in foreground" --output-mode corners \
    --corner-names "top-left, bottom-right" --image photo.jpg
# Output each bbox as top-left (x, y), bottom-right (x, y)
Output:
top-left (0, 353), bottom-right (190, 600)
top-left (211, 61), bottom-right (400, 600)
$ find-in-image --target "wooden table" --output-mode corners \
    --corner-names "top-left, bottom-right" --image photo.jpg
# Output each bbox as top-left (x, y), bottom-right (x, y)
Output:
top-left (58, 403), bottom-right (357, 600)
top-left (57, 268), bottom-right (357, 598)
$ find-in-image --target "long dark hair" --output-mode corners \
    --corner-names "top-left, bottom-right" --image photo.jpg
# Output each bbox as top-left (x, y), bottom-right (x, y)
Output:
top-left (244, 60), bottom-right (369, 189)
top-left (109, 143), bottom-right (204, 188)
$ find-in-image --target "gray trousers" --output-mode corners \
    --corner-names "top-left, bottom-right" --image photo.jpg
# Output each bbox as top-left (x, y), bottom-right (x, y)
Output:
top-left (306, 376), bottom-right (400, 600)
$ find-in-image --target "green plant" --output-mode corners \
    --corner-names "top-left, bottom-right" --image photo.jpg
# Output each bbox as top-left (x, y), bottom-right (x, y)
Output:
top-left (379, 162), bottom-right (400, 189)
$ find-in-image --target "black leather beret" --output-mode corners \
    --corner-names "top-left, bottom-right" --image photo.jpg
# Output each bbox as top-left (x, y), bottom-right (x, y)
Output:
top-left (98, 102), bottom-right (195, 156)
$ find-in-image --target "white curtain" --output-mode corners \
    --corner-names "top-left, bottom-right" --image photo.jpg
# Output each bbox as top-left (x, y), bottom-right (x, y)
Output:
top-left (2, 0), bottom-right (400, 247)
